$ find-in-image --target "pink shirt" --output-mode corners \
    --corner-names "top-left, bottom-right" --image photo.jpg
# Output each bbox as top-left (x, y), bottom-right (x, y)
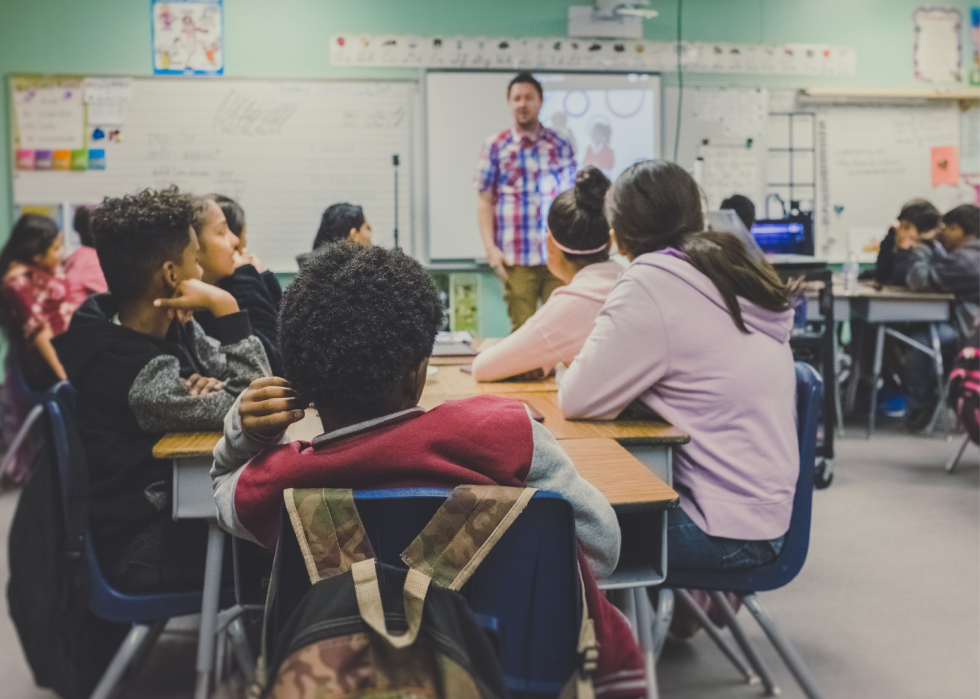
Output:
top-left (64, 246), bottom-right (107, 305)
top-left (472, 261), bottom-right (621, 382)
top-left (559, 252), bottom-right (799, 541)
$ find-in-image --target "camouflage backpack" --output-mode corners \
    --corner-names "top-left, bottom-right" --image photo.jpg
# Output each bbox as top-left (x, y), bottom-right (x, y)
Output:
top-left (253, 485), bottom-right (599, 699)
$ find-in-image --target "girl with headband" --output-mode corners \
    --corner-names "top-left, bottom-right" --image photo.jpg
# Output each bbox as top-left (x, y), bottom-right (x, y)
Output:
top-left (472, 166), bottom-right (622, 382)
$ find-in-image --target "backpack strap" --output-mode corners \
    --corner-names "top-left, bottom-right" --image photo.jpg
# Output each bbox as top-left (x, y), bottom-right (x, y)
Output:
top-left (558, 566), bottom-right (598, 699)
top-left (283, 487), bottom-right (375, 584)
top-left (351, 559), bottom-right (431, 649)
top-left (401, 485), bottom-right (537, 591)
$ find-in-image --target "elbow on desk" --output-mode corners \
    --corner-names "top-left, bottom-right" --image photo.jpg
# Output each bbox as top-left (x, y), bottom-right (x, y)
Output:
top-left (558, 386), bottom-right (615, 421)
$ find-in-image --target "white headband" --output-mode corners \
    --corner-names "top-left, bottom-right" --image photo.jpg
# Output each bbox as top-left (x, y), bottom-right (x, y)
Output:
top-left (548, 230), bottom-right (610, 255)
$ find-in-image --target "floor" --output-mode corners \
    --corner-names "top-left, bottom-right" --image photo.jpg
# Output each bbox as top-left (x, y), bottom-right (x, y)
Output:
top-left (0, 426), bottom-right (977, 698)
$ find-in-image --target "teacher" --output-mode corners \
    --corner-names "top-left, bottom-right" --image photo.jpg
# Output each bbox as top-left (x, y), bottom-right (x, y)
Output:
top-left (475, 72), bottom-right (577, 331)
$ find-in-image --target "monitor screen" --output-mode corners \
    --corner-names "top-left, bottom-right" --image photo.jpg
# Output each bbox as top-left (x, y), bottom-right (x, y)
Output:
top-left (751, 216), bottom-right (812, 255)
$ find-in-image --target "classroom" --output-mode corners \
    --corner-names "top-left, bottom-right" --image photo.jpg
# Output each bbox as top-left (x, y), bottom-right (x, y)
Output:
top-left (0, 0), bottom-right (977, 697)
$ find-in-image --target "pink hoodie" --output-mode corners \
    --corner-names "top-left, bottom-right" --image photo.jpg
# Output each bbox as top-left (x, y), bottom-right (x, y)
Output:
top-left (559, 251), bottom-right (799, 541)
top-left (472, 261), bottom-right (622, 382)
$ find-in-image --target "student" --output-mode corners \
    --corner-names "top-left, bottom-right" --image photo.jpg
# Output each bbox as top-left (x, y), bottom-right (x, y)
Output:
top-left (560, 160), bottom-right (800, 573)
top-left (64, 205), bottom-right (108, 305)
top-left (472, 166), bottom-right (620, 382)
top-left (902, 203), bottom-right (980, 428)
top-left (720, 194), bottom-right (756, 231)
top-left (211, 193), bottom-right (283, 310)
top-left (53, 187), bottom-right (270, 592)
top-left (296, 202), bottom-right (371, 268)
top-left (192, 195), bottom-right (283, 375)
top-left (874, 199), bottom-right (941, 286)
top-left (210, 243), bottom-right (646, 694)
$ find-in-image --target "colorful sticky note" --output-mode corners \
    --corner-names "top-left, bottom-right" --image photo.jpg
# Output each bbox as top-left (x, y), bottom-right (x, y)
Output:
top-left (52, 150), bottom-right (71, 170)
top-left (35, 150), bottom-right (53, 170)
top-left (931, 146), bottom-right (959, 186)
top-left (88, 149), bottom-right (106, 170)
top-left (70, 149), bottom-right (88, 171)
top-left (15, 149), bottom-right (35, 170)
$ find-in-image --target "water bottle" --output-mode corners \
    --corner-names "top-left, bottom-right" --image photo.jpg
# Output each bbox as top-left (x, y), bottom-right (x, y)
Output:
top-left (843, 252), bottom-right (859, 291)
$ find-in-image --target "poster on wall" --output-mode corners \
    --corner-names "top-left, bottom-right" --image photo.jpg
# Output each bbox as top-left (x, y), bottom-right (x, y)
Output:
top-left (152, 0), bottom-right (224, 75)
top-left (913, 7), bottom-right (961, 83)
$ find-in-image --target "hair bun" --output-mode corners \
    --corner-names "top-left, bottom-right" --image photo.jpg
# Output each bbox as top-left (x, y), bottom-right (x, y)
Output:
top-left (574, 166), bottom-right (611, 215)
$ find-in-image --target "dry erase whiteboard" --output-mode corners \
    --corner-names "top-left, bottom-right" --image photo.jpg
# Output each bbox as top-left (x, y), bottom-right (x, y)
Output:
top-left (10, 77), bottom-right (415, 272)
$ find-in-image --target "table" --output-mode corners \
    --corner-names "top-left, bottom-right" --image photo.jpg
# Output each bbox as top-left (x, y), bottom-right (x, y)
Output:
top-left (422, 364), bottom-right (557, 395)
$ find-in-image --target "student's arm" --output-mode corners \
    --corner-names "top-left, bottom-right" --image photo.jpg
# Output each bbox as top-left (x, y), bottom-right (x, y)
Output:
top-left (906, 243), bottom-right (941, 291)
top-left (471, 315), bottom-right (562, 382)
top-left (218, 265), bottom-right (283, 374)
top-left (33, 326), bottom-right (67, 381)
top-left (186, 315), bottom-right (271, 396)
top-left (523, 411), bottom-right (620, 579)
top-left (476, 142), bottom-right (506, 280)
top-left (559, 276), bottom-right (669, 420)
top-left (874, 228), bottom-right (896, 285)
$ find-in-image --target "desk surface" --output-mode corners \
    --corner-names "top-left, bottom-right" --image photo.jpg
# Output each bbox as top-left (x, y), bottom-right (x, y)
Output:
top-left (423, 364), bottom-right (558, 396)
top-left (838, 283), bottom-right (953, 301)
top-left (561, 438), bottom-right (677, 509)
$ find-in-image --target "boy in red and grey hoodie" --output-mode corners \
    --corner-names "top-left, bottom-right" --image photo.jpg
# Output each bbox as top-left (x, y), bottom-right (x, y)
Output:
top-left (210, 242), bottom-right (646, 697)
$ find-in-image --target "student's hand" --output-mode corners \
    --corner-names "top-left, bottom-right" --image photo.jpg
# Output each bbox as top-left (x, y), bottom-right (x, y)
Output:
top-left (508, 367), bottom-right (548, 382)
top-left (186, 374), bottom-right (226, 397)
top-left (895, 227), bottom-right (920, 250)
top-left (154, 279), bottom-right (240, 317)
top-left (233, 249), bottom-right (265, 272)
top-left (486, 247), bottom-right (508, 281)
top-left (239, 377), bottom-right (307, 441)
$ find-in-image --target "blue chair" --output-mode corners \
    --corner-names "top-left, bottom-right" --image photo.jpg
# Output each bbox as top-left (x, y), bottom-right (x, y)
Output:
top-left (0, 359), bottom-right (49, 483)
top-left (41, 383), bottom-right (205, 699)
top-left (270, 488), bottom-right (581, 699)
top-left (662, 361), bottom-right (826, 699)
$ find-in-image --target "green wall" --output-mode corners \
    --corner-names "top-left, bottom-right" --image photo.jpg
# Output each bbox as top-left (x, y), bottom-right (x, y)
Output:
top-left (1, 0), bottom-right (976, 337)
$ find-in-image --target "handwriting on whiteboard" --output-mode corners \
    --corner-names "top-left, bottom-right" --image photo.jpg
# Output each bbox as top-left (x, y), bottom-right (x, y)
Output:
top-left (213, 90), bottom-right (298, 136)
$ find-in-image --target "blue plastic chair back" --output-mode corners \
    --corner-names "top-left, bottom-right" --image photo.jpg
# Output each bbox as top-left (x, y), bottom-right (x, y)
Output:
top-left (6, 357), bottom-right (47, 408)
top-left (42, 383), bottom-right (203, 624)
top-left (272, 488), bottom-right (580, 699)
top-left (664, 361), bottom-right (824, 593)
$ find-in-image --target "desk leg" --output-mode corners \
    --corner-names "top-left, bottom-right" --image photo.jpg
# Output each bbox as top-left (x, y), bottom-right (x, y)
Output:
top-left (925, 323), bottom-right (951, 439)
top-left (867, 324), bottom-right (886, 439)
top-left (194, 521), bottom-right (225, 699)
top-left (833, 324), bottom-right (845, 437)
top-left (634, 588), bottom-right (660, 699)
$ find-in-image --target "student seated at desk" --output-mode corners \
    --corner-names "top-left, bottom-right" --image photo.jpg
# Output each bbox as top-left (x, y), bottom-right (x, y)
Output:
top-left (53, 187), bottom-right (271, 592)
top-left (64, 205), bottom-right (108, 305)
top-left (873, 199), bottom-right (941, 286)
top-left (295, 202), bottom-right (372, 269)
top-left (213, 193), bottom-right (283, 309)
top-left (720, 193), bottom-right (756, 231)
top-left (210, 243), bottom-right (646, 693)
top-left (472, 166), bottom-right (621, 382)
top-left (192, 194), bottom-right (283, 374)
top-left (560, 160), bottom-right (800, 573)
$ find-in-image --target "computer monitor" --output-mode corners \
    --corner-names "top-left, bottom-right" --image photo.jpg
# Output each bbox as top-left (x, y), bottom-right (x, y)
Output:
top-left (750, 213), bottom-right (814, 256)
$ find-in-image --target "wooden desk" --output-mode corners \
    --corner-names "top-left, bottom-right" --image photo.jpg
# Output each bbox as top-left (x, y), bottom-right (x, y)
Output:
top-left (422, 364), bottom-right (558, 396)
top-left (561, 438), bottom-right (677, 512)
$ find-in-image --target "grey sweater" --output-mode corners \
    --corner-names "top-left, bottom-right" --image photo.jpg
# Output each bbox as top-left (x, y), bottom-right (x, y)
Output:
top-left (211, 398), bottom-right (622, 579)
top-left (907, 238), bottom-right (980, 342)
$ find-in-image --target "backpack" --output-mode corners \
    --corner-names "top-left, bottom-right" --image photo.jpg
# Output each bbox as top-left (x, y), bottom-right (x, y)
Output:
top-left (7, 390), bottom-right (128, 699)
top-left (948, 329), bottom-right (980, 446)
top-left (254, 485), bottom-right (599, 699)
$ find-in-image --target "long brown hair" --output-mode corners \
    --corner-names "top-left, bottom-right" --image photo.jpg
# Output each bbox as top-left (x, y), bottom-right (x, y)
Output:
top-left (607, 160), bottom-right (796, 333)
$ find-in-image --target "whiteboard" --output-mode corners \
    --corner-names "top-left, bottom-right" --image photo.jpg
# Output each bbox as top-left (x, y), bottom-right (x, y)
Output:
top-left (11, 77), bottom-right (415, 271)
top-left (425, 71), bottom-right (661, 261)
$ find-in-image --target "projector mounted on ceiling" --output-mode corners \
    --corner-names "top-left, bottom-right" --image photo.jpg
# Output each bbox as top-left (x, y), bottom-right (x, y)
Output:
top-left (568, 1), bottom-right (659, 39)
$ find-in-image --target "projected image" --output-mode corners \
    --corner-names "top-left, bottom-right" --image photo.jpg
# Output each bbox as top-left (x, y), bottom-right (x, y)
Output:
top-left (540, 88), bottom-right (656, 182)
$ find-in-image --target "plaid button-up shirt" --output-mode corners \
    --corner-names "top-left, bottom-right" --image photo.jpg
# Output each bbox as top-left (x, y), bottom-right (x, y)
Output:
top-left (475, 125), bottom-right (576, 266)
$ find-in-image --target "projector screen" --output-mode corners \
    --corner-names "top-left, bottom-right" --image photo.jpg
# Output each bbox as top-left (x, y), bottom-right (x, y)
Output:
top-left (426, 71), bottom-right (661, 261)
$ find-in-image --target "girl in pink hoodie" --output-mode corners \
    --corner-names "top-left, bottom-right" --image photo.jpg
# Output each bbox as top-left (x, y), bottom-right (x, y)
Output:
top-left (473, 166), bottom-right (622, 382)
top-left (560, 160), bottom-right (800, 571)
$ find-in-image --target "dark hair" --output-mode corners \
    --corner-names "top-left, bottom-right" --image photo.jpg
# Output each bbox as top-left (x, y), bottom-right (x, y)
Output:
top-left (0, 214), bottom-right (61, 275)
top-left (548, 166), bottom-right (612, 265)
top-left (73, 206), bottom-right (96, 248)
top-left (898, 199), bottom-right (940, 233)
top-left (607, 160), bottom-right (796, 333)
top-left (280, 243), bottom-right (444, 413)
top-left (211, 194), bottom-right (245, 237)
top-left (313, 203), bottom-right (365, 250)
top-left (720, 194), bottom-right (756, 230)
top-left (92, 187), bottom-right (196, 302)
top-left (507, 71), bottom-right (543, 99)
top-left (943, 204), bottom-right (979, 238)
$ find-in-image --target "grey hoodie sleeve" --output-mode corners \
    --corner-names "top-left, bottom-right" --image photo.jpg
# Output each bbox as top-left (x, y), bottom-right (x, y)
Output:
top-left (524, 410), bottom-right (621, 579)
top-left (906, 242), bottom-right (941, 292)
top-left (186, 315), bottom-right (271, 395)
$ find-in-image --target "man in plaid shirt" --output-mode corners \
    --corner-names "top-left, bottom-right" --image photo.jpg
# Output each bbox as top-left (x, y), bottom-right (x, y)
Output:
top-left (476, 72), bottom-right (577, 331)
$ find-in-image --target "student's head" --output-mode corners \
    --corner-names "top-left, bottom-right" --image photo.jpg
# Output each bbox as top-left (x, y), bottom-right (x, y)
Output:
top-left (73, 206), bottom-right (97, 248)
top-left (191, 196), bottom-right (239, 285)
top-left (0, 214), bottom-right (63, 276)
top-left (507, 72), bottom-right (543, 129)
top-left (897, 199), bottom-right (940, 236)
top-left (938, 204), bottom-right (980, 252)
top-left (607, 160), bottom-right (794, 333)
top-left (591, 123), bottom-right (611, 147)
top-left (546, 166), bottom-right (612, 282)
top-left (92, 187), bottom-right (201, 305)
top-left (720, 194), bottom-right (756, 231)
top-left (211, 194), bottom-right (246, 251)
top-left (280, 243), bottom-right (444, 419)
top-left (313, 203), bottom-right (371, 249)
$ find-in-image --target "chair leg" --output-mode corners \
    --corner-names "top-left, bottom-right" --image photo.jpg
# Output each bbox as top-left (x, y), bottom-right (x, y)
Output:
top-left (228, 617), bottom-right (256, 680)
top-left (924, 323), bottom-right (952, 439)
top-left (742, 594), bottom-right (825, 699)
top-left (0, 404), bottom-right (44, 486)
top-left (650, 587), bottom-right (673, 661)
top-left (195, 521), bottom-right (227, 699)
top-left (633, 588), bottom-right (660, 699)
top-left (675, 589), bottom-right (758, 685)
top-left (89, 624), bottom-right (153, 699)
top-left (946, 434), bottom-right (971, 474)
top-left (708, 591), bottom-right (781, 696)
top-left (867, 324), bottom-right (886, 439)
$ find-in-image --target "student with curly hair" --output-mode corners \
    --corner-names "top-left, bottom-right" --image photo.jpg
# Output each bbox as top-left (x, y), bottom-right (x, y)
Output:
top-left (53, 187), bottom-right (270, 592)
top-left (210, 243), bottom-right (647, 695)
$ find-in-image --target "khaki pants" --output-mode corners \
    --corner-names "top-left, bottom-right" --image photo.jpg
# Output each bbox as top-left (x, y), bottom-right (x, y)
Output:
top-left (502, 264), bottom-right (564, 331)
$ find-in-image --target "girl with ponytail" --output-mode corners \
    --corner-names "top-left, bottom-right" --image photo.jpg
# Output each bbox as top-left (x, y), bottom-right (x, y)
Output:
top-left (560, 159), bottom-right (801, 573)
top-left (472, 166), bottom-right (622, 382)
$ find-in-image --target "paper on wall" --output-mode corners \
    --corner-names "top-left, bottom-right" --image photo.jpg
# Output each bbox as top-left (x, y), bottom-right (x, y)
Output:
top-left (13, 83), bottom-right (85, 151)
top-left (914, 8), bottom-right (962, 83)
top-left (698, 144), bottom-right (763, 213)
top-left (689, 88), bottom-right (768, 144)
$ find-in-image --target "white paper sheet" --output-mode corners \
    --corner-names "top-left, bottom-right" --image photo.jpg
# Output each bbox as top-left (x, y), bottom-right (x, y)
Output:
top-left (13, 84), bottom-right (84, 150)
top-left (914, 8), bottom-right (962, 83)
